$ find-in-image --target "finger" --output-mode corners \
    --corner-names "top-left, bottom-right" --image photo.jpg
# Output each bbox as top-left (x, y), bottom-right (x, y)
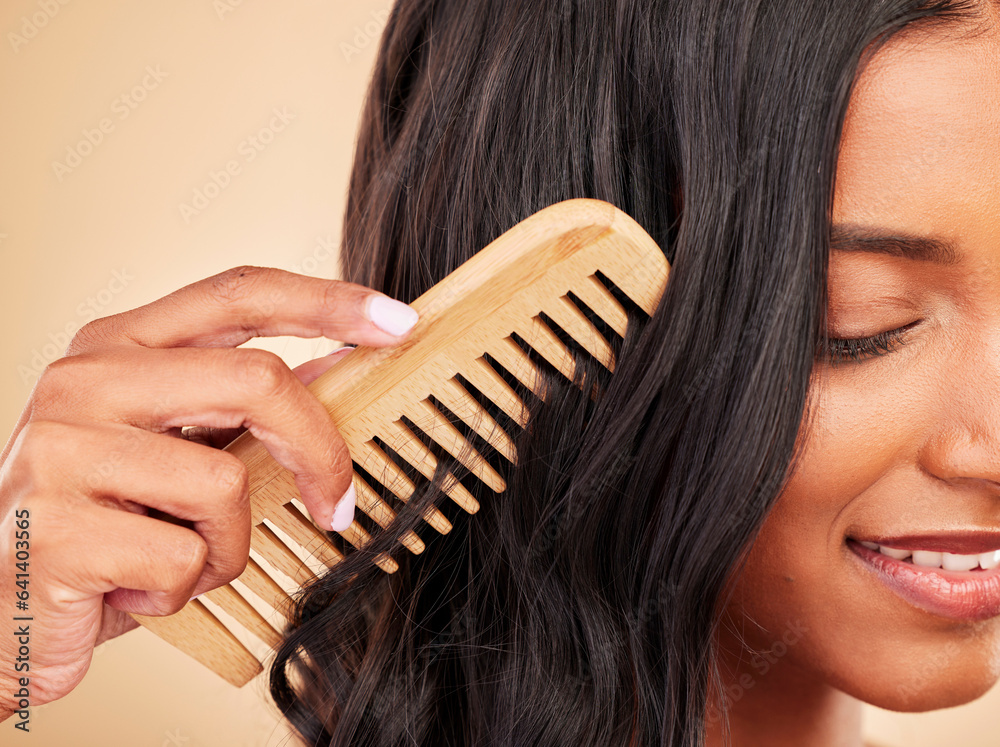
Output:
top-left (37, 346), bottom-right (354, 532)
top-left (291, 346), bottom-right (355, 387)
top-left (34, 501), bottom-right (208, 618)
top-left (94, 609), bottom-right (142, 647)
top-left (20, 420), bottom-right (252, 594)
top-left (65, 266), bottom-right (418, 354)
top-left (178, 346), bottom-right (355, 448)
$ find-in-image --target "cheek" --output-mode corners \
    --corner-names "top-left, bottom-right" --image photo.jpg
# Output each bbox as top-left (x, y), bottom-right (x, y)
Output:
top-left (721, 375), bottom-right (1000, 710)
top-left (746, 374), bottom-right (906, 569)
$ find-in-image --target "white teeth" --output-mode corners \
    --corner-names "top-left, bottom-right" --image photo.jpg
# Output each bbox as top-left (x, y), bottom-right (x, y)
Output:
top-left (880, 546), bottom-right (912, 560)
top-left (912, 550), bottom-right (944, 568)
top-left (856, 539), bottom-right (1000, 570)
top-left (981, 550), bottom-right (1000, 570)
top-left (942, 552), bottom-right (982, 571)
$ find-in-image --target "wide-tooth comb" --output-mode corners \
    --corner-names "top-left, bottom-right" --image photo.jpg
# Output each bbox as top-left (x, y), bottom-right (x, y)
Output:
top-left (128, 199), bottom-right (670, 687)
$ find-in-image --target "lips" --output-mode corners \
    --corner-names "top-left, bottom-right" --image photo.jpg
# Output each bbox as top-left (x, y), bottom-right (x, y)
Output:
top-left (850, 532), bottom-right (1000, 555)
top-left (855, 539), bottom-right (1000, 570)
top-left (847, 537), bottom-right (1000, 622)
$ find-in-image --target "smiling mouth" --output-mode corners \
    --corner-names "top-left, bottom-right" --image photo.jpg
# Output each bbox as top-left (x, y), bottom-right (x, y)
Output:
top-left (853, 540), bottom-right (1000, 572)
top-left (846, 537), bottom-right (1000, 622)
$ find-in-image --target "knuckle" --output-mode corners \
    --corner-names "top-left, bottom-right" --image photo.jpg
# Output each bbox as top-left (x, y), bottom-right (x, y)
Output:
top-left (319, 279), bottom-right (353, 319)
top-left (208, 452), bottom-right (249, 501)
top-left (65, 315), bottom-right (131, 356)
top-left (232, 348), bottom-right (291, 397)
top-left (209, 265), bottom-right (269, 305)
top-left (31, 353), bottom-right (107, 419)
top-left (209, 266), bottom-right (290, 336)
top-left (32, 355), bottom-right (75, 407)
top-left (12, 421), bottom-right (67, 491)
top-left (17, 419), bottom-right (62, 456)
top-left (65, 319), bottom-right (105, 356)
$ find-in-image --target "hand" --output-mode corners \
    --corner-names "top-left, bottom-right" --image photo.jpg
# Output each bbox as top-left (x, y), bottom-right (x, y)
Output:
top-left (0, 266), bottom-right (417, 717)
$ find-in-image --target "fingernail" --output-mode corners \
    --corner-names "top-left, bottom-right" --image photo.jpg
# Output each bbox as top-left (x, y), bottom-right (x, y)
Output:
top-left (366, 296), bottom-right (419, 337)
top-left (188, 594), bottom-right (202, 602)
top-left (330, 483), bottom-right (356, 532)
top-left (327, 346), bottom-right (355, 356)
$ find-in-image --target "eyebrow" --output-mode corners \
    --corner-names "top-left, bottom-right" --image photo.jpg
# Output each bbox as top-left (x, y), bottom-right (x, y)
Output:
top-left (830, 225), bottom-right (961, 266)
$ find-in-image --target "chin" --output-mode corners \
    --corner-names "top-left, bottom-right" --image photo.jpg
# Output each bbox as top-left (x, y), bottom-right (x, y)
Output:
top-left (833, 639), bottom-right (1000, 713)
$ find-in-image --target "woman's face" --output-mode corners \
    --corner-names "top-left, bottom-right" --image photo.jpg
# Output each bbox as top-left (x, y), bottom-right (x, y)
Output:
top-left (721, 14), bottom-right (1000, 711)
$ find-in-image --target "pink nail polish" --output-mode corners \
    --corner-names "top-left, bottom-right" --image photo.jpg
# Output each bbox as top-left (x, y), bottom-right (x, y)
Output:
top-left (367, 296), bottom-right (419, 336)
top-left (330, 483), bottom-right (356, 532)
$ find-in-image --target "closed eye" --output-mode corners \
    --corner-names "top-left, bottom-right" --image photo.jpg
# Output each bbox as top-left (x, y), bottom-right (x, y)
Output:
top-left (820, 321), bottom-right (921, 365)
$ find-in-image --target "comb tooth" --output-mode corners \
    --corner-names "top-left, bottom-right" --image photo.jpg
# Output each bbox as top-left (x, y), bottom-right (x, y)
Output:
top-left (252, 523), bottom-right (316, 587)
top-left (546, 295), bottom-right (616, 371)
top-left (238, 556), bottom-right (293, 621)
top-left (349, 473), bottom-right (397, 529)
top-left (383, 420), bottom-right (481, 513)
top-left (409, 399), bottom-right (507, 493)
top-left (436, 377), bottom-right (517, 464)
top-left (574, 274), bottom-right (628, 338)
top-left (129, 599), bottom-right (262, 687)
top-left (267, 502), bottom-right (344, 569)
top-left (462, 357), bottom-right (529, 428)
top-left (317, 473), bottom-right (426, 555)
top-left (599, 254), bottom-right (668, 316)
top-left (354, 476), bottom-right (426, 555)
top-left (517, 316), bottom-right (577, 383)
top-left (355, 440), bottom-right (416, 496)
top-left (334, 518), bottom-right (400, 573)
top-left (354, 442), bottom-right (453, 535)
top-left (489, 337), bottom-right (545, 397)
top-left (203, 584), bottom-right (282, 649)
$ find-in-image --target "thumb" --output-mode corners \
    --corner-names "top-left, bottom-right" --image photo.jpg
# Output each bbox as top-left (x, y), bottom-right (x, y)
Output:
top-left (291, 346), bottom-right (355, 386)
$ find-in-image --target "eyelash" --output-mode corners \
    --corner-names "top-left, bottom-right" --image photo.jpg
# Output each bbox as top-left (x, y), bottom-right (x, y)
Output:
top-left (821, 322), bottom-right (919, 365)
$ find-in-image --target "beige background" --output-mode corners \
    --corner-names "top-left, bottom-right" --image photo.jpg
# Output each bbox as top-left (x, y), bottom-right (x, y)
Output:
top-left (0, 2), bottom-right (997, 745)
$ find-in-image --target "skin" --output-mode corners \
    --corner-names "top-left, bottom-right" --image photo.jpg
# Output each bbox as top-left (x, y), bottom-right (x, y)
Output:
top-left (707, 5), bottom-right (1000, 747)
top-left (2, 8), bottom-right (996, 740)
top-left (0, 267), bottom-right (416, 717)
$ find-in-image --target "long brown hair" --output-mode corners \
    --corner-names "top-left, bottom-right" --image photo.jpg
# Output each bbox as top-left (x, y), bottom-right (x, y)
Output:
top-left (269, 1), bottom-right (984, 745)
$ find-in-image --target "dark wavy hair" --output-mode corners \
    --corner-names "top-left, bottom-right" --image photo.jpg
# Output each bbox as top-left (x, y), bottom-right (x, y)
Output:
top-left (269, 1), bottom-right (986, 744)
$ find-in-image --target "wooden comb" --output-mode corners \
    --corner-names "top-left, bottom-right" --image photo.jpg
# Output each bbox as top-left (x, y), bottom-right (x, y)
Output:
top-left (127, 199), bottom-right (670, 687)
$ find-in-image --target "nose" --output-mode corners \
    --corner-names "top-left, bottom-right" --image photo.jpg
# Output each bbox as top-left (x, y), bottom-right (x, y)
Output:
top-left (917, 341), bottom-right (1000, 491)
top-left (920, 424), bottom-right (1000, 490)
